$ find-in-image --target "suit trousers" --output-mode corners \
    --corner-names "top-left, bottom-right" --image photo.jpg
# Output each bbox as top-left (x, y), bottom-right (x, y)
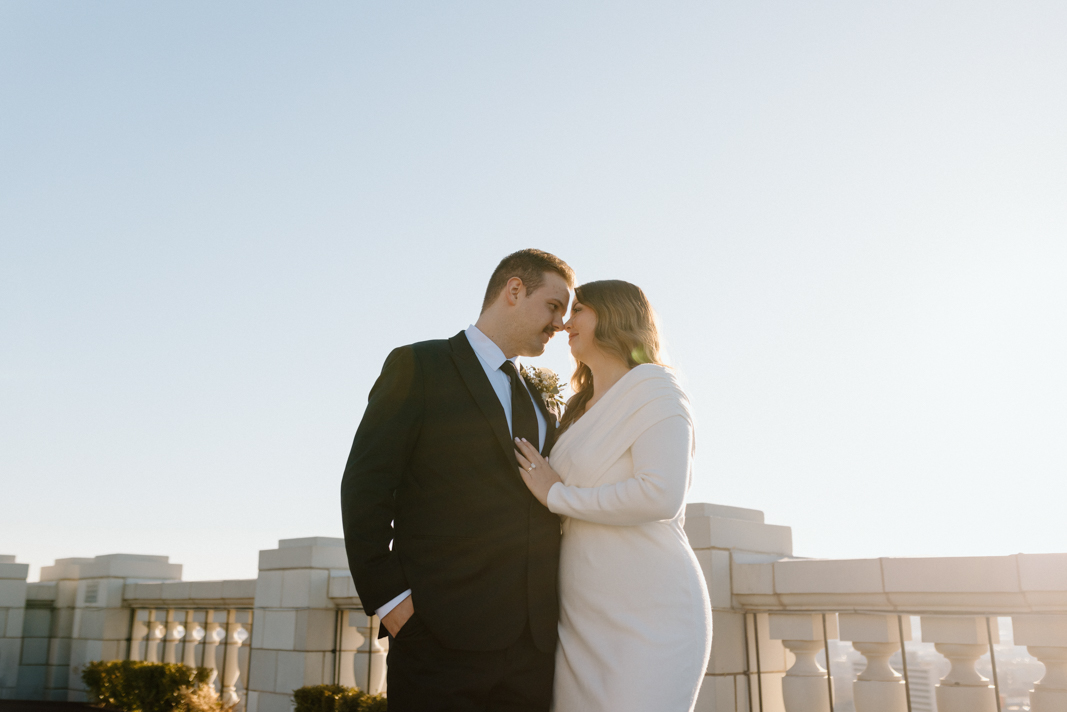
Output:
top-left (385, 613), bottom-right (555, 712)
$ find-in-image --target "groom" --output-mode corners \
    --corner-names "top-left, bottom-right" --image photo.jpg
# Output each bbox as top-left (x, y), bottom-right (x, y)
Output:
top-left (341, 249), bottom-right (575, 711)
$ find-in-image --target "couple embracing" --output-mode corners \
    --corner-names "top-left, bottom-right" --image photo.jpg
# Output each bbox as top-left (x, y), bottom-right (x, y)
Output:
top-left (341, 250), bottom-right (712, 712)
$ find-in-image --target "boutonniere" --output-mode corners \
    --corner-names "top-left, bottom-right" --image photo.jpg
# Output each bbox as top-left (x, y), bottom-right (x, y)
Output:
top-left (521, 365), bottom-right (565, 412)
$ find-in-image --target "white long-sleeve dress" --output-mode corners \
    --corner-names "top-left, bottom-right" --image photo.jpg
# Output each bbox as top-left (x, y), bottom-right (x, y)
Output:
top-left (546, 364), bottom-right (712, 712)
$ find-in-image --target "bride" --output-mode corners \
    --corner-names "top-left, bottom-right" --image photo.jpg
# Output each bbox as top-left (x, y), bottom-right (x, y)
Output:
top-left (514, 280), bottom-right (712, 712)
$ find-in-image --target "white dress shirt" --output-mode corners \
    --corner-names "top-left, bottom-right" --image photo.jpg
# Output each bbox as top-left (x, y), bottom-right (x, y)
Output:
top-left (376, 325), bottom-right (548, 622)
top-left (463, 324), bottom-right (548, 452)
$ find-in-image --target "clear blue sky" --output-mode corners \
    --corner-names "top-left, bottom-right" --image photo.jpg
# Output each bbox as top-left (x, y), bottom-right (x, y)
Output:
top-left (3, 2), bottom-right (1066, 582)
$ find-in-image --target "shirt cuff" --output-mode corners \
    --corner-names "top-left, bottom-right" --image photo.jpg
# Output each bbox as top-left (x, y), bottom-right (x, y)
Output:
top-left (375, 590), bottom-right (411, 620)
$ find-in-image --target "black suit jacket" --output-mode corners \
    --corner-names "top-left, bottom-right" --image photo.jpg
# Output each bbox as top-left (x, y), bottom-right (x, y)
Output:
top-left (341, 331), bottom-right (561, 653)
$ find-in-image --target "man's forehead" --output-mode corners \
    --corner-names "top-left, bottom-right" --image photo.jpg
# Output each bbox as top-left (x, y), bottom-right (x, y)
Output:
top-left (545, 281), bottom-right (572, 305)
top-left (544, 272), bottom-right (573, 296)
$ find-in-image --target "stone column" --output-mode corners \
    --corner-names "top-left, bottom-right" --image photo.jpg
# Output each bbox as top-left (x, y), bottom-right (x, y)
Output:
top-left (202, 612), bottom-right (225, 690)
top-left (128, 612), bottom-right (148, 661)
top-left (343, 609), bottom-right (386, 695)
top-left (839, 613), bottom-right (910, 712)
top-left (0, 555), bottom-right (29, 700)
top-left (245, 537), bottom-right (349, 712)
top-left (324, 573), bottom-right (387, 696)
top-left (1012, 615), bottom-right (1067, 711)
top-left (35, 559), bottom-right (88, 699)
top-left (182, 611), bottom-right (205, 668)
top-left (686, 503), bottom-right (794, 712)
top-left (162, 610), bottom-right (185, 664)
top-left (36, 554), bottom-right (181, 701)
top-left (221, 611), bottom-right (248, 707)
top-left (15, 583), bottom-right (57, 699)
top-left (144, 613), bottom-right (165, 663)
top-left (920, 615), bottom-right (998, 712)
top-left (769, 613), bottom-right (837, 712)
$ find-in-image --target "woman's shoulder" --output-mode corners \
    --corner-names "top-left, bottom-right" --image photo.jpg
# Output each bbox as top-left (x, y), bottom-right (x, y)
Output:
top-left (622, 364), bottom-right (690, 408)
top-left (625, 362), bottom-right (671, 381)
top-left (628, 363), bottom-right (683, 390)
top-left (632, 362), bottom-right (671, 376)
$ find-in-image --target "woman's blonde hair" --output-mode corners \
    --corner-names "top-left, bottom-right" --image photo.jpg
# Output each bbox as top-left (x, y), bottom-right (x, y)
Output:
top-left (559, 280), bottom-right (664, 432)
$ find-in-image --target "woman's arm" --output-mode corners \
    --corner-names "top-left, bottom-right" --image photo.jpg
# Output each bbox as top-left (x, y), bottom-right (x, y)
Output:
top-left (546, 415), bottom-right (692, 526)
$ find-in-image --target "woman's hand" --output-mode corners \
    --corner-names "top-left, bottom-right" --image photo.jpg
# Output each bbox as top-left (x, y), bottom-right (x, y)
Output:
top-left (515, 437), bottom-right (563, 507)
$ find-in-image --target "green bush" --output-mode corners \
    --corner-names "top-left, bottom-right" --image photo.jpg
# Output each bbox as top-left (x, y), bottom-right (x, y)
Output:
top-left (346, 695), bottom-right (387, 712)
top-left (81, 660), bottom-right (216, 712)
top-left (292, 684), bottom-right (386, 712)
top-left (292, 685), bottom-right (355, 712)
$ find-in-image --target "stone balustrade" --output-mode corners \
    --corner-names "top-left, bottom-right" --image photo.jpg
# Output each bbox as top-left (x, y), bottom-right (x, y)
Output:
top-left (2, 505), bottom-right (1065, 712)
top-left (734, 554), bottom-right (1067, 712)
top-left (124, 579), bottom-right (256, 704)
top-left (0, 540), bottom-right (389, 712)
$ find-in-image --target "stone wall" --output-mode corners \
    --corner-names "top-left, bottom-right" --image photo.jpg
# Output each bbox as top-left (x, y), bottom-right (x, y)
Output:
top-left (1, 503), bottom-right (796, 712)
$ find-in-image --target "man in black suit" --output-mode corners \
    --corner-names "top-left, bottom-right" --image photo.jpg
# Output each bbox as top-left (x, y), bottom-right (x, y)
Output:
top-left (341, 249), bottom-right (575, 711)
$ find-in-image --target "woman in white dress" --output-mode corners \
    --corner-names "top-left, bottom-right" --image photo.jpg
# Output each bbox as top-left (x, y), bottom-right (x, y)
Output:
top-left (514, 280), bottom-right (712, 712)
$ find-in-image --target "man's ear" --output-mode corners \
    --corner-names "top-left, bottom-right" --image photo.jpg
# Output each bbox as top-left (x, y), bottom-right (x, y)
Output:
top-left (505, 277), bottom-right (525, 306)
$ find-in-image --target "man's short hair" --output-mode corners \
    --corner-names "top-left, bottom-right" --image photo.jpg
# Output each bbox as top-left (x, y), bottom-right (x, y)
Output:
top-left (481, 249), bottom-right (576, 312)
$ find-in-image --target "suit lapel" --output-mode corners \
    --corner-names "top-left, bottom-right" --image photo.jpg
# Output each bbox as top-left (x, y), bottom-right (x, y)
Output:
top-left (448, 332), bottom-right (517, 465)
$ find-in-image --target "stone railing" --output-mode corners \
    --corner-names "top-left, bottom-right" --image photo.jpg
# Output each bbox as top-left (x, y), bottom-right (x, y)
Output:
top-left (731, 554), bottom-right (1067, 712)
top-left (123, 580), bottom-right (256, 707)
top-left (2, 505), bottom-right (1064, 712)
top-left (0, 539), bottom-right (388, 711)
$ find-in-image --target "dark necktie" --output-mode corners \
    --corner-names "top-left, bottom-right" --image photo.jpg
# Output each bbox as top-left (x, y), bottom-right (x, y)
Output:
top-left (501, 361), bottom-right (540, 450)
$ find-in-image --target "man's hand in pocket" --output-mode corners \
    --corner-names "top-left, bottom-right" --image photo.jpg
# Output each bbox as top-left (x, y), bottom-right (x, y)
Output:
top-left (381, 594), bottom-right (414, 637)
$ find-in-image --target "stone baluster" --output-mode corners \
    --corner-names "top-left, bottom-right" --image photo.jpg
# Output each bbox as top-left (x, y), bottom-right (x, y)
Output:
top-left (202, 611), bottom-right (225, 690)
top-left (349, 611), bottom-right (388, 695)
top-left (220, 610), bottom-right (248, 707)
top-left (839, 613), bottom-right (910, 712)
top-left (920, 616), bottom-right (998, 712)
top-left (769, 613), bottom-right (837, 712)
top-left (163, 610), bottom-right (186, 664)
top-left (1012, 615), bottom-right (1067, 711)
top-left (128, 611), bottom-right (148, 661)
top-left (182, 611), bottom-right (205, 668)
top-left (145, 612), bottom-right (166, 663)
top-left (367, 619), bottom-right (387, 695)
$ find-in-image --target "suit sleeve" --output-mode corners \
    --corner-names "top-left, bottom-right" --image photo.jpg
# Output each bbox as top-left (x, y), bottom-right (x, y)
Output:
top-left (341, 346), bottom-right (423, 615)
top-left (545, 415), bottom-right (691, 526)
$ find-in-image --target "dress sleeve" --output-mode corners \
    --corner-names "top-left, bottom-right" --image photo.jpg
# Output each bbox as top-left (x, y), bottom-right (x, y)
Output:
top-left (546, 414), bottom-right (692, 526)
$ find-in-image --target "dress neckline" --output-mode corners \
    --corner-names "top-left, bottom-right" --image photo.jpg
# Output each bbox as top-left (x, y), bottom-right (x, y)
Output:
top-left (559, 364), bottom-right (665, 442)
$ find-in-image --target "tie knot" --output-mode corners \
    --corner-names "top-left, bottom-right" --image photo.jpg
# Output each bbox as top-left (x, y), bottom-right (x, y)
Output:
top-left (501, 360), bottom-right (521, 381)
